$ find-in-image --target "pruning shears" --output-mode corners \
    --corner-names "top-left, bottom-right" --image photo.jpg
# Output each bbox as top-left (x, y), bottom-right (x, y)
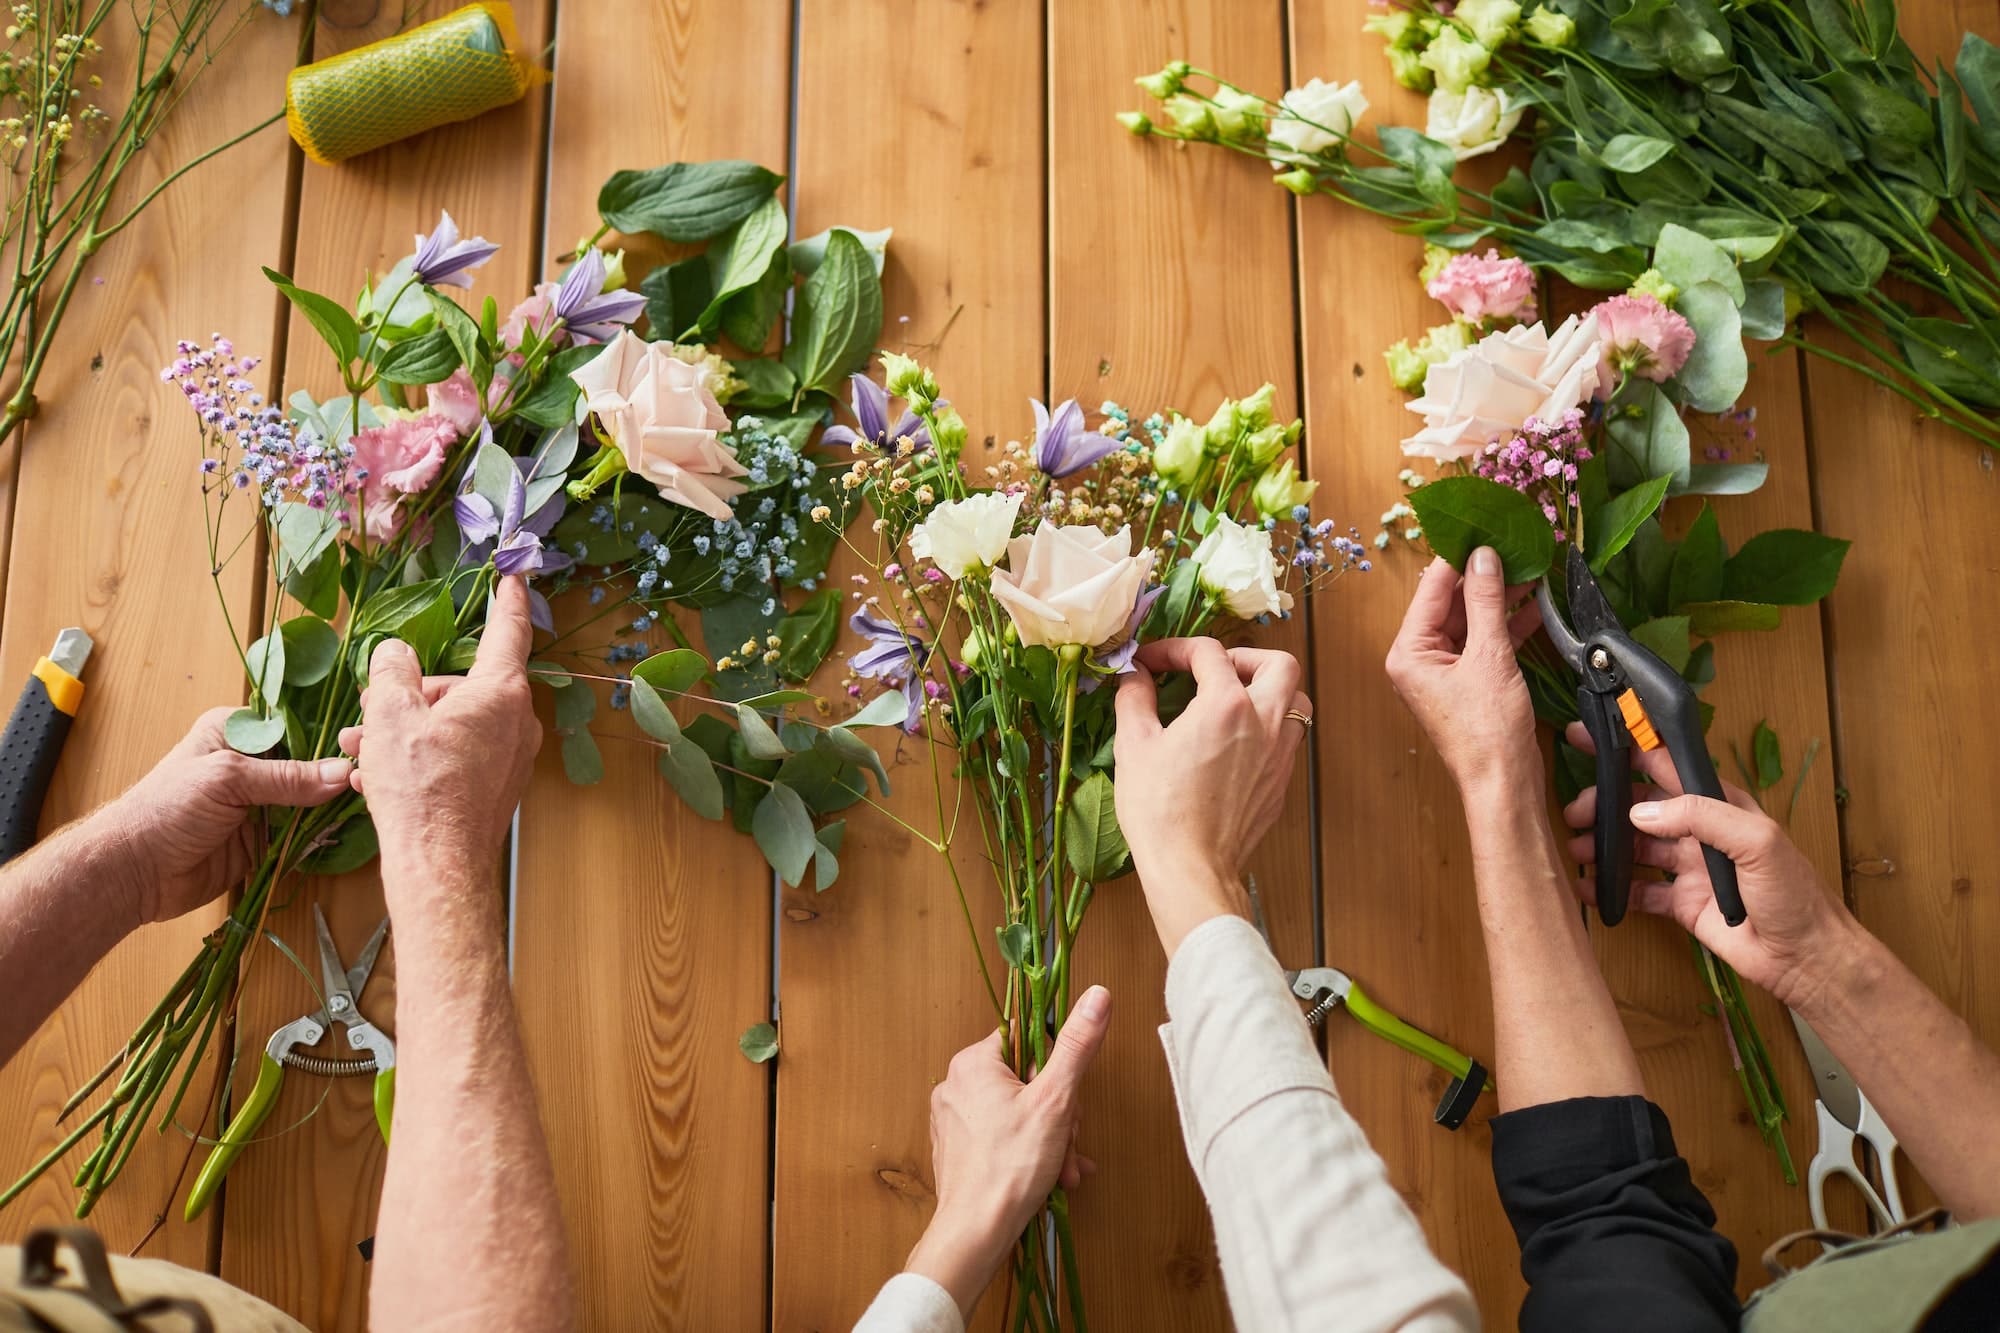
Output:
top-left (1248, 879), bottom-right (1492, 1130)
top-left (185, 906), bottom-right (396, 1220)
top-left (1537, 544), bottom-right (1746, 928)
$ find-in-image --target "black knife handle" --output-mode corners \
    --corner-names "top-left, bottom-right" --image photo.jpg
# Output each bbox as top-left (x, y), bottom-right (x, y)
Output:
top-left (1578, 688), bottom-right (1634, 925)
top-left (0, 670), bottom-right (76, 865)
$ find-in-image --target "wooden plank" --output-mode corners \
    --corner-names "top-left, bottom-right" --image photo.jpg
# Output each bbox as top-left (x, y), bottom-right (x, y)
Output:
top-left (1809, 0), bottom-right (2000, 1216)
top-left (1288, 12), bottom-right (1847, 1321)
top-left (773, 2), bottom-right (1045, 1327)
top-left (209, 5), bottom-right (553, 1327)
top-left (0, 12), bottom-right (300, 1271)
top-left (508, 3), bottom-right (791, 1328)
top-left (1050, 3), bottom-right (1315, 1325)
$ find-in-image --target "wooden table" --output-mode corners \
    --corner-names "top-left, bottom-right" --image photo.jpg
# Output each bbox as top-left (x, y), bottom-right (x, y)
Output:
top-left (2, 1), bottom-right (1996, 1327)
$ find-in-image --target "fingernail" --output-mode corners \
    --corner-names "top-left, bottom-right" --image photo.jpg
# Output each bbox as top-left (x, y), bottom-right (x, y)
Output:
top-left (370, 638), bottom-right (410, 667)
top-left (317, 757), bottom-right (352, 783)
top-left (1074, 986), bottom-right (1109, 1021)
top-left (1631, 802), bottom-right (1663, 825)
top-left (1470, 547), bottom-right (1499, 577)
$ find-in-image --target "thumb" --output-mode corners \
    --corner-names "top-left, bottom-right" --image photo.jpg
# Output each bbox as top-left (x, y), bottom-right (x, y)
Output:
top-left (366, 638), bottom-right (424, 717)
top-left (1630, 793), bottom-right (1778, 862)
top-left (219, 753), bottom-right (354, 808)
top-left (1460, 546), bottom-right (1509, 652)
top-left (1034, 986), bottom-right (1112, 1104)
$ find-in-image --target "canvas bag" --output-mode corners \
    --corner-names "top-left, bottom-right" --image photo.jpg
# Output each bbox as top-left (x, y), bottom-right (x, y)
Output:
top-left (1742, 1210), bottom-right (2000, 1333)
top-left (0, 1229), bottom-right (304, 1333)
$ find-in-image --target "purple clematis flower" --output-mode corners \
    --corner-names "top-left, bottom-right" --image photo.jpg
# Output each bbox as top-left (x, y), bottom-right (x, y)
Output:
top-left (456, 449), bottom-right (573, 585)
top-left (823, 374), bottom-right (931, 452)
top-left (1033, 398), bottom-right (1124, 478)
top-left (848, 600), bottom-right (929, 732)
top-left (411, 211), bottom-right (499, 289)
top-left (1082, 581), bottom-right (1164, 691)
top-left (551, 250), bottom-right (647, 343)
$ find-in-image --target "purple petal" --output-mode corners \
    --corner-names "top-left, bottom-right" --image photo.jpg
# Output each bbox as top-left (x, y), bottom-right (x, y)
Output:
top-left (527, 587), bottom-right (554, 634)
top-left (500, 467), bottom-right (527, 536)
top-left (412, 211), bottom-right (499, 288)
top-left (849, 374), bottom-right (890, 441)
top-left (849, 640), bottom-right (914, 679)
top-left (821, 424), bottom-right (861, 449)
top-left (564, 286), bottom-right (646, 333)
top-left (551, 250), bottom-right (607, 322)
top-left (887, 412), bottom-right (932, 451)
top-left (848, 602), bottom-right (909, 645)
top-left (898, 673), bottom-right (926, 733)
top-left (493, 529), bottom-right (544, 576)
top-left (454, 492), bottom-right (499, 543)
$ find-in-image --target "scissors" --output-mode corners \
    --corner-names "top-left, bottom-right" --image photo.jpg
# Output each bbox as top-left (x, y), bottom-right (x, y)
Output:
top-left (1537, 543), bottom-right (1746, 927)
top-left (1792, 1012), bottom-right (1904, 1232)
top-left (185, 906), bottom-right (396, 1220)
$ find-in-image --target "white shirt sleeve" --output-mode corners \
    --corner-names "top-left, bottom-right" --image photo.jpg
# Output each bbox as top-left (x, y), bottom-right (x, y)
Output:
top-left (1159, 914), bottom-right (1481, 1333)
top-left (852, 1272), bottom-right (964, 1333)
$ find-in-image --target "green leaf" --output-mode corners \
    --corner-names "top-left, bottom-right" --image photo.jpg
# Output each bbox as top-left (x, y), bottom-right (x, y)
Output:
top-left (1723, 530), bottom-right (1850, 606)
top-left (279, 617), bottom-right (340, 686)
top-left (550, 492), bottom-right (675, 565)
top-left (722, 246), bottom-right (792, 354)
top-left (775, 589), bottom-right (842, 682)
top-left (629, 677), bottom-right (682, 743)
top-left (224, 707), bottom-right (286, 755)
top-left (244, 631), bottom-right (286, 704)
top-left (562, 729), bottom-right (604, 784)
top-left (297, 813), bottom-right (379, 877)
top-left (732, 357), bottom-right (797, 408)
top-left (996, 922), bottom-right (1033, 969)
top-left (1823, 71), bottom-right (1932, 150)
top-left (1668, 505), bottom-right (1726, 610)
top-left (1752, 719), bottom-right (1784, 791)
top-left (701, 595), bottom-right (781, 702)
top-left (354, 581), bottom-right (455, 668)
top-left (790, 226), bottom-right (892, 277)
top-left (1800, 219), bottom-right (1889, 297)
top-left (1406, 476), bottom-right (1556, 584)
top-left (510, 343), bottom-right (603, 429)
top-left (430, 292), bottom-right (483, 376)
top-left (846, 690), bottom-right (914, 729)
top-left (783, 229), bottom-right (884, 396)
top-left (659, 737), bottom-right (725, 820)
top-left (375, 327), bottom-right (460, 386)
top-left (776, 745), bottom-right (867, 814)
top-left (816, 725), bottom-right (889, 797)
top-left (1961, 34), bottom-right (2000, 136)
top-left (1600, 134), bottom-right (1675, 172)
top-left (598, 161), bottom-right (785, 241)
top-left (1586, 474), bottom-right (1672, 572)
top-left (264, 268), bottom-right (359, 366)
top-left (1604, 384), bottom-right (1691, 492)
top-left (286, 543), bottom-right (341, 620)
top-left (1685, 600), bottom-right (1783, 635)
top-left (738, 1021), bottom-right (779, 1063)
top-left (1377, 126), bottom-right (1458, 209)
top-left (640, 257), bottom-right (716, 343)
top-left (1673, 281), bottom-right (1748, 413)
top-left (1899, 317), bottom-right (2000, 407)
top-left (1682, 463), bottom-right (1768, 496)
top-left (736, 703), bottom-right (790, 760)
top-left (439, 635), bottom-right (480, 673)
top-left (1064, 772), bottom-right (1129, 882)
top-left (633, 648), bottom-right (708, 695)
top-left (1652, 223), bottom-right (1743, 304)
top-left (752, 781), bottom-right (816, 887)
top-left (1628, 616), bottom-right (1693, 674)
top-left (273, 501), bottom-right (340, 582)
top-left (813, 821), bottom-right (845, 891)
top-left (739, 689), bottom-right (816, 708)
top-left (1739, 280), bottom-right (1788, 341)
top-left (696, 196), bottom-right (788, 339)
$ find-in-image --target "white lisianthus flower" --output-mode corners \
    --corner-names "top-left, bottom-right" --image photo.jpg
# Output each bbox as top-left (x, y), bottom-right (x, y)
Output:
top-left (1267, 78), bottom-right (1369, 162)
top-left (1425, 86), bottom-right (1524, 161)
top-left (991, 522), bottom-right (1155, 649)
top-left (1455, 0), bottom-right (1522, 49)
top-left (1192, 515), bottom-right (1290, 619)
top-left (908, 490), bottom-right (1025, 579)
top-left (1419, 27), bottom-right (1492, 95)
top-left (1402, 313), bottom-right (1606, 461)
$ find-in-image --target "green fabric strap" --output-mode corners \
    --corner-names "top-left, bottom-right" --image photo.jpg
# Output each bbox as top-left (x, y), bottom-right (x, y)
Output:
top-left (1743, 1216), bottom-right (2000, 1333)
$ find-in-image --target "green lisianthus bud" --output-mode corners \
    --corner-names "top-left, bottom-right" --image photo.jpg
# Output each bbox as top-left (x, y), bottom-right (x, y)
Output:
top-left (880, 351), bottom-right (937, 406)
top-left (1243, 422), bottom-right (1290, 469)
top-left (959, 626), bottom-right (990, 671)
top-left (931, 404), bottom-right (969, 459)
top-left (1384, 338), bottom-right (1429, 393)
top-left (1210, 86), bottom-right (1267, 142)
top-left (1116, 110), bottom-right (1154, 136)
top-left (1274, 167), bottom-right (1318, 195)
top-left (567, 441), bottom-right (628, 502)
top-left (1454, 0), bottom-right (1522, 49)
top-left (1164, 94), bottom-right (1218, 140)
top-left (1201, 398), bottom-right (1239, 454)
top-left (1154, 413), bottom-right (1204, 487)
top-left (1386, 45), bottom-right (1435, 92)
top-left (1523, 5), bottom-right (1577, 46)
top-left (1361, 9), bottom-right (1419, 47)
top-left (599, 248), bottom-right (628, 291)
top-left (1135, 59), bottom-right (1192, 99)
top-left (1384, 321), bottom-right (1476, 393)
top-left (1419, 27), bottom-right (1491, 94)
top-left (1627, 267), bottom-right (1680, 307)
top-left (1252, 457), bottom-right (1319, 519)
top-left (1238, 382), bottom-right (1279, 432)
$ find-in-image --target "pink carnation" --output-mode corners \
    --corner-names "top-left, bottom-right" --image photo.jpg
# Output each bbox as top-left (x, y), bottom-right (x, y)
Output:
top-left (1426, 249), bottom-right (1538, 324)
top-left (350, 412), bottom-right (454, 542)
top-left (1589, 293), bottom-right (1695, 390)
top-left (425, 368), bottom-right (486, 437)
top-left (501, 281), bottom-right (561, 348)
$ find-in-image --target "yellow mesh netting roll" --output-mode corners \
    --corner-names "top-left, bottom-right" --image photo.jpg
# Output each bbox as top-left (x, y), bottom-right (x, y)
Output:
top-left (285, 3), bottom-right (544, 165)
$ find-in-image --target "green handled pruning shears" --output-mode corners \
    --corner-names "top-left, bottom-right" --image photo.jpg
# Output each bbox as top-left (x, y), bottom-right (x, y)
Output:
top-left (185, 905), bottom-right (396, 1220)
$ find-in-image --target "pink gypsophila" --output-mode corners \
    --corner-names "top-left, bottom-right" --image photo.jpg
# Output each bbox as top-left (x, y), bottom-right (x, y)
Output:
top-left (1426, 249), bottom-right (1538, 324)
top-left (1590, 293), bottom-right (1695, 389)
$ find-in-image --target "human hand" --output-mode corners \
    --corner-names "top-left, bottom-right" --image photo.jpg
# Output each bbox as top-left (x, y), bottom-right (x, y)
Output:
top-left (1113, 639), bottom-right (1308, 955)
top-left (1561, 720), bottom-right (1861, 1010)
top-left (338, 577), bottom-right (540, 905)
top-left (106, 708), bottom-right (354, 927)
top-left (1384, 549), bottom-right (1542, 791)
top-left (905, 986), bottom-right (1112, 1320)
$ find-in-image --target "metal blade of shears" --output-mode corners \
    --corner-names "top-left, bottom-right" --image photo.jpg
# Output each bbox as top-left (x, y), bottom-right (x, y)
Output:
top-left (344, 917), bottom-right (391, 1002)
top-left (1790, 1011), bottom-right (1863, 1130)
top-left (312, 904), bottom-right (360, 1027)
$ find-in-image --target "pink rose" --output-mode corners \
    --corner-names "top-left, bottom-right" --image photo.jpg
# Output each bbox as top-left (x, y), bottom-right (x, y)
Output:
top-left (350, 412), bottom-right (454, 542)
top-left (425, 368), bottom-right (486, 438)
top-left (1403, 313), bottom-right (1605, 462)
top-left (501, 281), bottom-right (561, 347)
top-left (1425, 249), bottom-right (1538, 324)
top-left (990, 521), bottom-right (1155, 650)
top-left (1589, 293), bottom-right (1695, 390)
top-left (569, 328), bottom-right (748, 520)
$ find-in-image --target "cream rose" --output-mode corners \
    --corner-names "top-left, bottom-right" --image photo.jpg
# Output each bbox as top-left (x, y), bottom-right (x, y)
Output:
top-left (1425, 86), bottom-right (1524, 161)
top-left (909, 490), bottom-right (1024, 579)
top-left (1192, 515), bottom-right (1290, 619)
top-left (990, 521), bottom-right (1155, 650)
top-left (569, 328), bottom-right (748, 520)
top-left (1267, 78), bottom-right (1369, 161)
top-left (1402, 313), bottom-right (1605, 462)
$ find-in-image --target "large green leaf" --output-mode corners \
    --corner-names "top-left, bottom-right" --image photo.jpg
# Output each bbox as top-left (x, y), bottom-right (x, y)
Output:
top-left (633, 648), bottom-right (709, 696)
top-left (693, 196), bottom-right (788, 340)
top-left (224, 708), bottom-right (287, 756)
top-left (1065, 772), bottom-right (1130, 883)
top-left (1600, 134), bottom-right (1675, 173)
top-left (1673, 281), bottom-right (1748, 413)
top-left (1722, 530), bottom-right (1851, 605)
top-left (264, 268), bottom-right (358, 366)
top-left (1685, 600), bottom-right (1783, 634)
top-left (1629, 615), bottom-right (1693, 674)
top-left (597, 161), bottom-right (784, 242)
top-left (244, 631), bottom-right (286, 706)
top-left (1668, 505), bottom-right (1726, 610)
top-left (1899, 317), bottom-right (2000, 407)
top-left (659, 737), bottom-right (725, 820)
top-left (1652, 224), bottom-right (1743, 304)
top-left (1604, 385), bottom-right (1691, 492)
top-left (783, 229), bottom-right (884, 397)
top-left (374, 327), bottom-right (460, 386)
top-left (280, 617), bottom-right (340, 687)
top-left (752, 781), bottom-right (817, 887)
top-left (775, 589), bottom-right (842, 682)
top-left (628, 677), bottom-right (682, 743)
top-left (1585, 475), bottom-right (1672, 572)
top-left (735, 703), bottom-right (790, 760)
top-left (1406, 476), bottom-right (1556, 584)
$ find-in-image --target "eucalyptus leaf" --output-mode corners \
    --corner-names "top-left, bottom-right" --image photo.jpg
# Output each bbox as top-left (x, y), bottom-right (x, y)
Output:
top-left (816, 726), bottom-right (889, 796)
top-left (562, 729), bottom-right (604, 784)
top-left (736, 703), bottom-right (790, 760)
top-left (1681, 463), bottom-right (1769, 496)
top-left (1738, 280), bottom-right (1788, 340)
top-left (244, 632), bottom-right (286, 704)
top-left (633, 648), bottom-right (708, 695)
top-left (1673, 281), bottom-right (1748, 412)
top-left (752, 781), bottom-right (816, 887)
top-left (846, 690), bottom-right (915, 729)
top-left (659, 737), bottom-right (725, 820)
top-left (738, 1021), bottom-right (779, 1063)
top-left (1600, 134), bottom-right (1675, 173)
top-left (224, 708), bottom-right (286, 755)
top-left (629, 678), bottom-right (682, 743)
top-left (813, 821), bottom-right (844, 891)
top-left (279, 617), bottom-right (340, 686)
top-left (274, 502), bottom-right (340, 581)
top-left (1653, 223), bottom-right (1744, 303)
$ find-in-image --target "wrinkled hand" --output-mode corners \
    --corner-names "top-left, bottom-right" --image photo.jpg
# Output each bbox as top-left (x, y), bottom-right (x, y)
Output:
top-left (338, 577), bottom-right (541, 900)
top-left (1384, 549), bottom-right (1542, 790)
top-left (108, 709), bottom-right (353, 927)
top-left (1113, 639), bottom-right (1308, 954)
top-left (906, 986), bottom-right (1112, 1319)
top-left (1561, 720), bottom-right (1858, 1010)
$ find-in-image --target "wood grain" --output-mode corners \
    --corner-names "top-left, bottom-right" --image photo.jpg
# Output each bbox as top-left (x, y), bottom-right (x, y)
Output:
top-left (773, 2), bottom-right (1045, 1327)
top-left (0, 8), bottom-right (301, 1272)
top-left (508, 3), bottom-right (790, 1329)
top-left (1050, 2), bottom-right (1316, 1326)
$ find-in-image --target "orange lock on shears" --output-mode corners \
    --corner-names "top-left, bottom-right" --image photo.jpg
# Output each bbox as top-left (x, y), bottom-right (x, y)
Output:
top-left (1616, 689), bottom-right (1661, 752)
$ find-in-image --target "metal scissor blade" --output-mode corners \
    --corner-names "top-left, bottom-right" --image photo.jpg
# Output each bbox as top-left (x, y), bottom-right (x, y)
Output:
top-left (345, 917), bottom-right (391, 1001)
top-left (1563, 544), bottom-right (1626, 642)
top-left (312, 904), bottom-right (358, 1022)
top-left (1791, 1011), bottom-right (1863, 1130)
top-left (1537, 576), bottom-right (1585, 672)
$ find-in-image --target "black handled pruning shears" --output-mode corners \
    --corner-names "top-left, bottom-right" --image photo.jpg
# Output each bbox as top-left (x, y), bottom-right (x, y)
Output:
top-left (1537, 544), bottom-right (1746, 928)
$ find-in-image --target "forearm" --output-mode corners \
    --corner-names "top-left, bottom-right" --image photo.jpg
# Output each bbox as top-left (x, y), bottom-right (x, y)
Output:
top-left (370, 843), bottom-right (574, 1332)
top-left (0, 808), bottom-right (139, 1064)
top-left (1793, 923), bottom-right (2000, 1219)
top-left (1460, 768), bottom-right (1644, 1111)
